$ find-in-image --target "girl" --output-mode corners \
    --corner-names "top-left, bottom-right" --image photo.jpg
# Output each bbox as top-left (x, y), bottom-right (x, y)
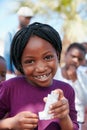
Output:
top-left (0, 22), bottom-right (79, 130)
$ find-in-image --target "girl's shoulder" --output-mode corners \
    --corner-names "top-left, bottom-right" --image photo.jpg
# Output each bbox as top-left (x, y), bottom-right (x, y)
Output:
top-left (53, 79), bottom-right (73, 89)
top-left (53, 79), bottom-right (75, 97)
top-left (0, 76), bottom-right (26, 90)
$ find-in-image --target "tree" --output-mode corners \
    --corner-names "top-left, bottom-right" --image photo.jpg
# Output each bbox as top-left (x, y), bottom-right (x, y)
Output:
top-left (13, 0), bottom-right (87, 63)
top-left (14, 0), bottom-right (87, 43)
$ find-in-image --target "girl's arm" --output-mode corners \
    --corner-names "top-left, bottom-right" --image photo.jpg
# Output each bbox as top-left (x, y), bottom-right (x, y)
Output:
top-left (59, 115), bottom-right (74, 130)
top-left (48, 89), bottom-right (79, 130)
top-left (0, 117), bottom-right (14, 129)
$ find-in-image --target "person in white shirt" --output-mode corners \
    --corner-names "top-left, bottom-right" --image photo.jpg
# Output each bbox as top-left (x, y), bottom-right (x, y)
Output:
top-left (78, 42), bottom-right (87, 75)
top-left (4, 6), bottom-right (34, 74)
top-left (54, 42), bottom-right (87, 130)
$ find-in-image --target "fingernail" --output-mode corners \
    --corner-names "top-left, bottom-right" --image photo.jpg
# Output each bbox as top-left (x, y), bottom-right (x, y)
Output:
top-left (48, 110), bottom-right (51, 114)
top-left (62, 99), bottom-right (66, 104)
top-left (49, 105), bottom-right (52, 109)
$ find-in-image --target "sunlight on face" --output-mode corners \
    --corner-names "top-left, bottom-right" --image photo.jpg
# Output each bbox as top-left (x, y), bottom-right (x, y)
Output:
top-left (21, 36), bottom-right (59, 87)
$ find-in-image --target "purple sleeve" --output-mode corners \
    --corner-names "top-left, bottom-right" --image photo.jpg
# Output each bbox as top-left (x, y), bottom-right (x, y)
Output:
top-left (66, 84), bottom-right (79, 130)
top-left (0, 82), bottom-right (10, 118)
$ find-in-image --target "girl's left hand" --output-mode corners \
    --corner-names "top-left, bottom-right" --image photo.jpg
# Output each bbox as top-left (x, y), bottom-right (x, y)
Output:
top-left (48, 89), bottom-right (69, 119)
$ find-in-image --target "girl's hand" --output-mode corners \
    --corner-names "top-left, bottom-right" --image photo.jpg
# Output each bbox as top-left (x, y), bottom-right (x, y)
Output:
top-left (48, 89), bottom-right (69, 120)
top-left (49, 97), bottom-right (69, 119)
top-left (11, 111), bottom-right (38, 130)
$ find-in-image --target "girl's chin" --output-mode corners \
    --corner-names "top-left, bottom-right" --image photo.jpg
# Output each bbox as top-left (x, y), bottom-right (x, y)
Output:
top-left (32, 81), bottom-right (53, 87)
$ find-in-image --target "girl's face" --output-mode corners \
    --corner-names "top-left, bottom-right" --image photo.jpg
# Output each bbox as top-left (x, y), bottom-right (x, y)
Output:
top-left (21, 36), bottom-right (59, 87)
top-left (0, 59), bottom-right (6, 82)
top-left (64, 48), bottom-right (85, 69)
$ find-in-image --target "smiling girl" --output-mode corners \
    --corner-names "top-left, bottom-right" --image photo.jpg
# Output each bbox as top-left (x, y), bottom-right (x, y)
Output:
top-left (0, 22), bottom-right (79, 130)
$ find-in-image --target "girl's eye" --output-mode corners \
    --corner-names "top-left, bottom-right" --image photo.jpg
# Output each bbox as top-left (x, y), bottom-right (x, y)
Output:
top-left (44, 55), bottom-right (53, 60)
top-left (24, 60), bottom-right (35, 64)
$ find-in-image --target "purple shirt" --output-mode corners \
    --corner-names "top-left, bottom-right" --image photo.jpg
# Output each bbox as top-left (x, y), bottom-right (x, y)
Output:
top-left (0, 76), bottom-right (79, 130)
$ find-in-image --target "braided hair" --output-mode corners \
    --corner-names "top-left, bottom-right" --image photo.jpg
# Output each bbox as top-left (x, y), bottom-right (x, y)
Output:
top-left (10, 22), bottom-right (62, 74)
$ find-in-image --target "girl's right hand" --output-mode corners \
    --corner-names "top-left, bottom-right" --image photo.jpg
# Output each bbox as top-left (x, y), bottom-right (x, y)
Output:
top-left (11, 111), bottom-right (38, 130)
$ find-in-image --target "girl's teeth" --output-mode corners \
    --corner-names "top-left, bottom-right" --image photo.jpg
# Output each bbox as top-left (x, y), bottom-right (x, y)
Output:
top-left (34, 74), bottom-right (49, 80)
top-left (38, 75), bottom-right (47, 79)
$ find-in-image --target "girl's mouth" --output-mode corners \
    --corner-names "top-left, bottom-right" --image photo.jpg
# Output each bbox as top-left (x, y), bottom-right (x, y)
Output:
top-left (34, 73), bottom-right (51, 81)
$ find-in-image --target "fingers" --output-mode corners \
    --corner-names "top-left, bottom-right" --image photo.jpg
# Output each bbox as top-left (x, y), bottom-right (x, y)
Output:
top-left (52, 89), bottom-right (64, 99)
top-left (43, 90), bottom-right (62, 104)
top-left (13, 111), bottom-right (38, 130)
top-left (19, 118), bottom-right (38, 129)
top-left (43, 89), bottom-right (69, 120)
top-left (43, 97), bottom-right (47, 102)
top-left (20, 111), bottom-right (38, 118)
top-left (49, 98), bottom-right (69, 119)
top-left (43, 89), bottom-right (64, 102)
top-left (22, 123), bottom-right (38, 129)
top-left (20, 116), bottom-right (38, 124)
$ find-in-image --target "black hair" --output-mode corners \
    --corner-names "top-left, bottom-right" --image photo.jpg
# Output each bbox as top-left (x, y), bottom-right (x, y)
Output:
top-left (0, 56), bottom-right (6, 62)
top-left (81, 42), bottom-right (87, 52)
top-left (66, 42), bottom-right (86, 54)
top-left (10, 22), bottom-right (62, 74)
top-left (81, 42), bottom-right (87, 46)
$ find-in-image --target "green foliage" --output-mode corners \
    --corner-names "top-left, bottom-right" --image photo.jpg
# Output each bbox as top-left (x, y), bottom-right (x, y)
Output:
top-left (12, 0), bottom-right (87, 42)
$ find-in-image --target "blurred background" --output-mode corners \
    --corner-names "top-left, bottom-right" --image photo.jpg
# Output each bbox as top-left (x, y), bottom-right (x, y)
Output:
top-left (0, 0), bottom-right (87, 63)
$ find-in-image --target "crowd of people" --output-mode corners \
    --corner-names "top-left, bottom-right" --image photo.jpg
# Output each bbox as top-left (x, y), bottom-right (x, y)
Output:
top-left (0, 6), bottom-right (87, 130)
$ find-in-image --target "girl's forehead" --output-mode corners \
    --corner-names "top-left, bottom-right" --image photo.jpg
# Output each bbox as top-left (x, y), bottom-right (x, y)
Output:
top-left (22, 36), bottom-right (57, 57)
top-left (26, 36), bottom-right (55, 50)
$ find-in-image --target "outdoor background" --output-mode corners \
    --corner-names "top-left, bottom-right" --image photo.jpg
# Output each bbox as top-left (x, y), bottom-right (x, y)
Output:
top-left (0, 0), bottom-right (87, 63)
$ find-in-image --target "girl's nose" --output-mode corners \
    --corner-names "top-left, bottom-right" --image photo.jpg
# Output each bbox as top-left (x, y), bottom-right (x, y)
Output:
top-left (35, 61), bottom-right (47, 72)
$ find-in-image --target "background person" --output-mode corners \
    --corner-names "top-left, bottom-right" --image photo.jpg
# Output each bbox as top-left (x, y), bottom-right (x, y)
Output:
top-left (78, 42), bottom-right (87, 74)
top-left (80, 42), bottom-right (87, 130)
top-left (54, 42), bottom-right (87, 130)
top-left (4, 6), bottom-right (33, 74)
top-left (0, 56), bottom-right (7, 82)
top-left (0, 55), bottom-right (15, 81)
top-left (81, 42), bottom-right (87, 65)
